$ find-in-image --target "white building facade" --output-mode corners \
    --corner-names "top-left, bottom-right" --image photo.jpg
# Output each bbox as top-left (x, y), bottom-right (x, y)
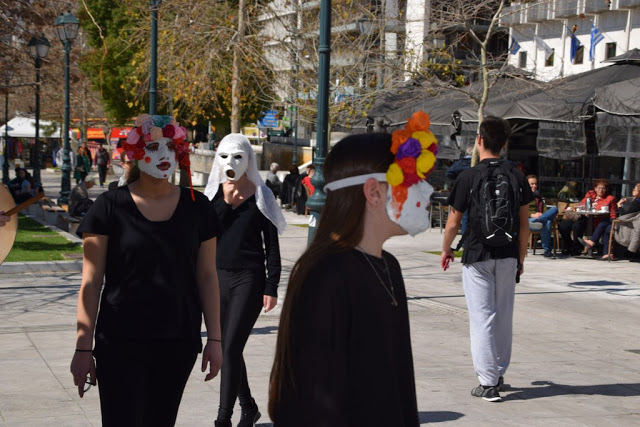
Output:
top-left (502, 0), bottom-right (640, 81)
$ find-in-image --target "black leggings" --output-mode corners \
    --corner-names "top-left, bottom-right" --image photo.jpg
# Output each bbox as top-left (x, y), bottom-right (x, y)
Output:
top-left (217, 268), bottom-right (265, 421)
top-left (95, 343), bottom-right (198, 427)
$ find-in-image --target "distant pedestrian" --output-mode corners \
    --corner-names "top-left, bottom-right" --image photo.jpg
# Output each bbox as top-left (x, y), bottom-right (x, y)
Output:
top-left (96, 145), bottom-right (110, 187)
top-left (108, 150), bottom-right (138, 190)
top-left (441, 116), bottom-right (532, 402)
top-left (70, 114), bottom-right (223, 426)
top-left (270, 111), bottom-right (438, 425)
top-left (74, 147), bottom-right (90, 184)
top-left (204, 134), bottom-right (286, 427)
top-left (266, 162), bottom-right (282, 198)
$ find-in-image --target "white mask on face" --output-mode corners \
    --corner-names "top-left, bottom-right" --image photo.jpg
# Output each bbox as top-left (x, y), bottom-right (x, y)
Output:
top-left (137, 137), bottom-right (177, 180)
top-left (386, 180), bottom-right (434, 236)
top-left (216, 141), bottom-right (249, 181)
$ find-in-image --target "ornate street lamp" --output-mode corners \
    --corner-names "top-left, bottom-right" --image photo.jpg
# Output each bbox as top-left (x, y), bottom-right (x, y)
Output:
top-left (2, 68), bottom-right (13, 185)
top-left (55, 10), bottom-right (79, 205)
top-left (149, 0), bottom-right (163, 114)
top-left (28, 35), bottom-right (50, 185)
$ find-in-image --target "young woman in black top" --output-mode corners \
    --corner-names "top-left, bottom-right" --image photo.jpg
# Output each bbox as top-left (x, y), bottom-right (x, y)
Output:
top-left (205, 133), bottom-right (286, 427)
top-left (70, 115), bottom-right (223, 426)
top-left (269, 112), bottom-right (438, 426)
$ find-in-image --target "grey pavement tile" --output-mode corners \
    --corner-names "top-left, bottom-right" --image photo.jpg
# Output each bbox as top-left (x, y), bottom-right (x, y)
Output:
top-left (5, 416), bottom-right (94, 427)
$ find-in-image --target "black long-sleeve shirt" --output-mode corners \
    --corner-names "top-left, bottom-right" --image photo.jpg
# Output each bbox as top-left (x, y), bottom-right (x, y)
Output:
top-left (274, 249), bottom-right (418, 426)
top-left (212, 186), bottom-right (281, 296)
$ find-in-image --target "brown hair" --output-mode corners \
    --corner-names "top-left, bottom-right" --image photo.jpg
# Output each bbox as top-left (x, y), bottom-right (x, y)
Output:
top-left (268, 133), bottom-right (394, 420)
top-left (593, 178), bottom-right (609, 191)
top-left (526, 174), bottom-right (538, 181)
top-left (120, 151), bottom-right (140, 185)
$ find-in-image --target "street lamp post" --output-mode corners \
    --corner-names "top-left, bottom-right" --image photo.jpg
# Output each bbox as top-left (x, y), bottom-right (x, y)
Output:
top-left (55, 11), bottom-right (79, 205)
top-left (2, 69), bottom-right (12, 185)
top-left (28, 35), bottom-right (50, 186)
top-left (149, 0), bottom-right (163, 115)
top-left (306, 0), bottom-right (331, 242)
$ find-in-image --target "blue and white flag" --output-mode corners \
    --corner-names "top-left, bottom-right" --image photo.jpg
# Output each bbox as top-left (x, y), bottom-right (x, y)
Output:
top-left (589, 24), bottom-right (604, 62)
top-left (509, 37), bottom-right (521, 56)
top-left (569, 32), bottom-right (582, 62)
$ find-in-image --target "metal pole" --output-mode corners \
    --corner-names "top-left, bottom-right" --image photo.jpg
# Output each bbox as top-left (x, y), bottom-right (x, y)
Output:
top-left (307, 0), bottom-right (331, 242)
top-left (292, 54), bottom-right (299, 166)
top-left (59, 41), bottom-right (72, 204)
top-left (2, 80), bottom-right (9, 184)
top-left (33, 59), bottom-right (41, 184)
top-left (149, 1), bottom-right (159, 115)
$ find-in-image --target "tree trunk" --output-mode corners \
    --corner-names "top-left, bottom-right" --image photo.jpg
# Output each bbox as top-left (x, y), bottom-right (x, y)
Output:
top-left (231, 0), bottom-right (247, 134)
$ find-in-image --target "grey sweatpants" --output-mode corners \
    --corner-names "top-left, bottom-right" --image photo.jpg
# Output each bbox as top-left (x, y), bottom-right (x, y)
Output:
top-left (462, 258), bottom-right (517, 387)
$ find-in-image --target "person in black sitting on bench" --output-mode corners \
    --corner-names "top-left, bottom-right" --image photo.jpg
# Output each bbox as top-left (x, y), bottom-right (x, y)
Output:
top-left (69, 178), bottom-right (95, 217)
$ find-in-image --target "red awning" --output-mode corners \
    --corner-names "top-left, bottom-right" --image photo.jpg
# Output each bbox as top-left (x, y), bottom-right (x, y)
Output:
top-left (110, 127), bottom-right (133, 139)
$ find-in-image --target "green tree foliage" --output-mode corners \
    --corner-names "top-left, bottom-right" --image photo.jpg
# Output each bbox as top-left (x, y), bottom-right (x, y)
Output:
top-left (79, 0), bottom-right (275, 129)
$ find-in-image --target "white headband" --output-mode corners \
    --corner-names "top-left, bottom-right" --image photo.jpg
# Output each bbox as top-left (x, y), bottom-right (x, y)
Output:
top-left (323, 173), bottom-right (387, 192)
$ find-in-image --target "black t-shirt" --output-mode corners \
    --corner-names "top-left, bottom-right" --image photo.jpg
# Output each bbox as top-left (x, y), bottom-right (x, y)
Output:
top-left (213, 185), bottom-right (281, 296)
top-left (446, 159), bottom-right (534, 265)
top-left (77, 186), bottom-right (219, 352)
top-left (274, 249), bottom-right (418, 427)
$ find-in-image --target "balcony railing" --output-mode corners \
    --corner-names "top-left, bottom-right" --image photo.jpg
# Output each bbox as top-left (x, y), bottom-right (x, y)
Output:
top-left (499, 6), bottom-right (521, 26)
top-left (618, 0), bottom-right (640, 7)
top-left (584, 0), bottom-right (611, 13)
top-left (554, 0), bottom-right (580, 17)
top-left (527, 2), bottom-right (549, 22)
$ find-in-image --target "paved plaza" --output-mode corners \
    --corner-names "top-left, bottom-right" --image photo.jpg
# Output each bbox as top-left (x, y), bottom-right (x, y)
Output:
top-left (1, 168), bottom-right (639, 425)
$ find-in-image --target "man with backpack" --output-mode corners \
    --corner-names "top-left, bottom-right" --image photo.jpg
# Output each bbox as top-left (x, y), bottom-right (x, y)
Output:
top-left (440, 116), bottom-right (533, 402)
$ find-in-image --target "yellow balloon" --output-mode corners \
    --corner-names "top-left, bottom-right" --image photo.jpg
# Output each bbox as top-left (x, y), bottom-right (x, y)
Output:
top-left (386, 163), bottom-right (404, 186)
top-left (416, 150), bottom-right (436, 178)
top-left (412, 131), bottom-right (437, 149)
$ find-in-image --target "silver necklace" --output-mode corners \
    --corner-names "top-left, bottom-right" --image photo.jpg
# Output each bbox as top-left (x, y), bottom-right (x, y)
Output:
top-left (356, 247), bottom-right (398, 307)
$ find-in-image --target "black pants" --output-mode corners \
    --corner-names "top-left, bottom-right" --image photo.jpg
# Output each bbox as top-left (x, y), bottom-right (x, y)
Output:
top-left (95, 343), bottom-right (198, 427)
top-left (559, 217), bottom-right (586, 251)
top-left (217, 268), bottom-right (265, 421)
top-left (98, 164), bottom-right (108, 185)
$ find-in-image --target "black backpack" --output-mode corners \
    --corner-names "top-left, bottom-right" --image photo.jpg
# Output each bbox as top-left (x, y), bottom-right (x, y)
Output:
top-left (468, 160), bottom-right (521, 247)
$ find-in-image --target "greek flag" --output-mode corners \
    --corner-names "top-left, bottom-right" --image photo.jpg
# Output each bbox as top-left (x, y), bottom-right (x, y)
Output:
top-left (509, 37), bottom-right (521, 56)
top-left (589, 24), bottom-right (604, 62)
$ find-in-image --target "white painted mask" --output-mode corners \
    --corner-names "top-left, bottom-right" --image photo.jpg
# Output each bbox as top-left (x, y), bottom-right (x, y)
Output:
top-left (386, 180), bottom-right (434, 236)
top-left (137, 137), bottom-right (177, 180)
top-left (216, 140), bottom-right (249, 181)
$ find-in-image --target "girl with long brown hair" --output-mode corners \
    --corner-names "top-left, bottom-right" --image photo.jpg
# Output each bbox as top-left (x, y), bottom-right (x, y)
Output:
top-left (269, 113), bottom-right (438, 426)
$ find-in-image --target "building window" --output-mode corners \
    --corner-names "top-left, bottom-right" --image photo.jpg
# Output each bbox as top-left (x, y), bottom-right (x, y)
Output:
top-left (574, 46), bottom-right (584, 64)
top-left (545, 50), bottom-right (554, 67)
top-left (606, 42), bottom-right (617, 60)
top-left (519, 51), bottom-right (527, 68)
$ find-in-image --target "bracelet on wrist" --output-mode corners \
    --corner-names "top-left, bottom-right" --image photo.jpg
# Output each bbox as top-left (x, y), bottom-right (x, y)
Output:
top-left (207, 338), bottom-right (222, 343)
top-left (75, 349), bottom-right (93, 352)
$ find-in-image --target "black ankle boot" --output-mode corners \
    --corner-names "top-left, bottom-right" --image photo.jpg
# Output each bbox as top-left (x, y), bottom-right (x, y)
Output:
top-left (237, 398), bottom-right (261, 427)
top-left (214, 421), bottom-right (232, 427)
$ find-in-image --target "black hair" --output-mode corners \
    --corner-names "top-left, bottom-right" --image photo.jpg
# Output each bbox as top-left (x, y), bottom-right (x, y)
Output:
top-left (479, 116), bottom-right (511, 155)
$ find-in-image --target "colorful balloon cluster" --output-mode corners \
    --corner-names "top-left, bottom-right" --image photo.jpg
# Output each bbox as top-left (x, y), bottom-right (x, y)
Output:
top-left (386, 111), bottom-right (438, 217)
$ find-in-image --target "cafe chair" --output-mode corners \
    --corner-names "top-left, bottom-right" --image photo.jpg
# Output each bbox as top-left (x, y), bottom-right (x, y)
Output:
top-left (528, 217), bottom-right (560, 256)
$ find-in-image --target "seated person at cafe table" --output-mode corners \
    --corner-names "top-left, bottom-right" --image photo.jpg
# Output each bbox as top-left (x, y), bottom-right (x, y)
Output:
top-left (527, 175), bottom-right (558, 258)
top-left (600, 182), bottom-right (640, 260)
top-left (558, 178), bottom-right (616, 256)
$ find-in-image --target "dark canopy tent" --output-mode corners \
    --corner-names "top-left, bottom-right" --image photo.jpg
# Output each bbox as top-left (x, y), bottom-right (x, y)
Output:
top-left (362, 73), bottom-right (541, 159)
